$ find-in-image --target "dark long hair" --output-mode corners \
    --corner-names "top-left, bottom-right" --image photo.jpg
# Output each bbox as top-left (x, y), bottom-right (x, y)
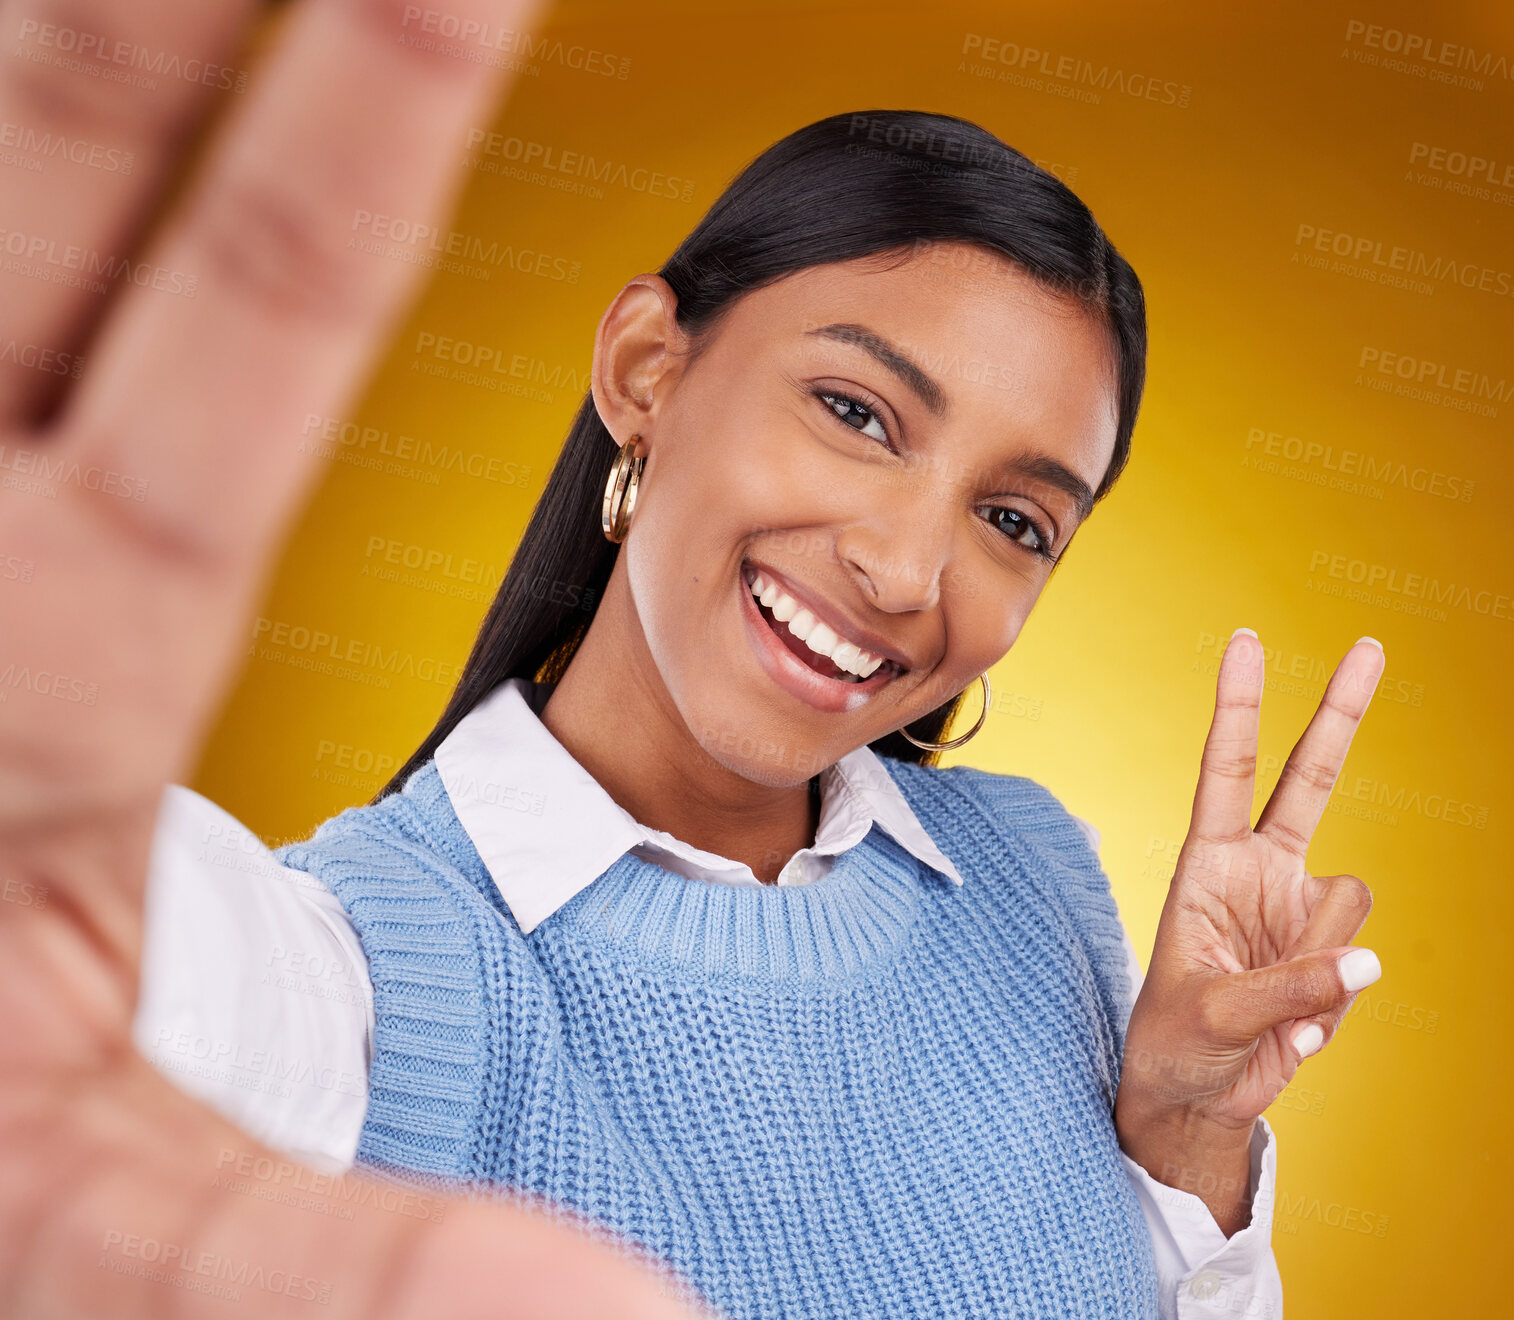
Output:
top-left (374, 109), bottom-right (1146, 801)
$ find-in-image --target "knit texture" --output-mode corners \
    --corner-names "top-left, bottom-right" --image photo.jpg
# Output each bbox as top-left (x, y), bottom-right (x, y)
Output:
top-left (276, 755), bottom-right (1159, 1319)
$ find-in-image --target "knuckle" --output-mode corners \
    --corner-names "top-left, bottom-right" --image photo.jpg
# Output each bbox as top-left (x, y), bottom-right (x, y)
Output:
top-left (1200, 747), bottom-right (1254, 782)
top-left (5, 2), bottom-right (208, 140)
top-left (1194, 987), bottom-right (1234, 1042)
top-left (189, 172), bottom-right (383, 327)
top-left (1343, 874), bottom-right (1374, 917)
top-left (1263, 815), bottom-right (1312, 856)
top-left (1280, 964), bottom-right (1334, 1017)
top-left (1288, 756), bottom-right (1339, 796)
top-left (65, 425), bottom-right (236, 574)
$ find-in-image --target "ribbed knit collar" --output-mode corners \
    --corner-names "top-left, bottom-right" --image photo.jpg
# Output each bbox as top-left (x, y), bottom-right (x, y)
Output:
top-left (546, 831), bottom-right (932, 982)
top-left (433, 676), bottom-right (964, 937)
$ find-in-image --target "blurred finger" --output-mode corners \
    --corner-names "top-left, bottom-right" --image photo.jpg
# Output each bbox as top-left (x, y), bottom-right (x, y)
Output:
top-left (0, 0), bottom-right (259, 423)
top-left (0, 0), bottom-right (546, 828)
top-left (11, 1052), bottom-right (708, 1319)
top-left (1254, 638), bottom-right (1386, 858)
top-left (1187, 628), bottom-right (1265, 845)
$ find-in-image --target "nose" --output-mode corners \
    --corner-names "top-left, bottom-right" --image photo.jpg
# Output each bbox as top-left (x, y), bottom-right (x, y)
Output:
top-left (836, 503), bottom-right (951, 614)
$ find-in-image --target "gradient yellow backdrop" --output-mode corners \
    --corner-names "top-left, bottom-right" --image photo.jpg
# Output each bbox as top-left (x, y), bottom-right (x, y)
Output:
top-left (191, 2), bottom-right (1514, 1314)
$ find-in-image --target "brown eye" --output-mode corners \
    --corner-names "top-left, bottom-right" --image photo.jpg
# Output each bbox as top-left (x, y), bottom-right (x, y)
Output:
top-left (982, 506), bottom-right (1055, 562)
top-left (816, 390), bottom-right (889, 445)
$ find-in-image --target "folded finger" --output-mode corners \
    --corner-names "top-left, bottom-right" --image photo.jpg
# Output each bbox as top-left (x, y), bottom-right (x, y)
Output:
top-left (1199, 944), bottom-right (1384, 1046)
top-left (1287, 992), bottom-right (1358, 1061)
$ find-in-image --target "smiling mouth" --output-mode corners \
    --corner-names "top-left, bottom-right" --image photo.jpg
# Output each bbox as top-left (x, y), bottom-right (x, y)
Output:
top-left (741, 560), bottom-right (905, 686)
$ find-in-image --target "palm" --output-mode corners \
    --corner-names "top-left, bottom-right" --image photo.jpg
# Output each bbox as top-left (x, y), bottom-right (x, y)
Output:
top-left (0, 2), bottom-right (702, 1317)
top-left (1119, 632), bottom-right (1385, 1132)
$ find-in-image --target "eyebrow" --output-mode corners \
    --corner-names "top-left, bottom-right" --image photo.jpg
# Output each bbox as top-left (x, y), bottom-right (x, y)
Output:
top-left (804, 322), bottom-right (948, 418)
top-left (803, 320), bottom-right (1098, 526)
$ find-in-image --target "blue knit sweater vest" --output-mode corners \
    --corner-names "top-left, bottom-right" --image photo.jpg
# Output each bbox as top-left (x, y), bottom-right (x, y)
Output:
top-left (276, 755), bottom-right (1159, 1319)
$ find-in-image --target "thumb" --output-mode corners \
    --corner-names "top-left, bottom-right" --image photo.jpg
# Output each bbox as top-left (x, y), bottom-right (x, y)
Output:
top-left (1202, 946), bottom-right (1383, 1045)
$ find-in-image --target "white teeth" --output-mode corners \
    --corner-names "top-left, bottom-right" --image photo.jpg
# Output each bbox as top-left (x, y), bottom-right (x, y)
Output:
top-left (748, 569), bottom-right (892, 679)
top-left (805, 620), bottom-right (841, 656)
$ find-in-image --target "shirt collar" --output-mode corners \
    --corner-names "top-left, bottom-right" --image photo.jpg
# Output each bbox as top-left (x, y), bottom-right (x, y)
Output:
top-left (434, 676), bottom-right (964, 933)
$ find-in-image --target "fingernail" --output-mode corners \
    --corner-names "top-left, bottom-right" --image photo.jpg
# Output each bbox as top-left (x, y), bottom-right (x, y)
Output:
top-left (1231, 627), bottom-right (1258, 640)
top-left (1291, 1022), bottom-right (1325, 1058)
top-left (1339, 947), bottom-right (1382, 992)
top-left (1355, 635), bottom-right (1384, 651)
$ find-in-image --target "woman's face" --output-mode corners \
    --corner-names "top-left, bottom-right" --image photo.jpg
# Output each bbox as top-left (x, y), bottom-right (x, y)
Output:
top-left (593, 240), bottom-right (1119, 787)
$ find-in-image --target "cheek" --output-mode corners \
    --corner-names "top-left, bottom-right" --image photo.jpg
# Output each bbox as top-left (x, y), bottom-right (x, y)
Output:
top-left (943, 566), bottom-right (1038, 659)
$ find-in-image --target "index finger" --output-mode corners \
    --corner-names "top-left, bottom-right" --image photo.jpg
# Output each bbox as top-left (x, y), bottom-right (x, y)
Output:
top-left (1188, 627), bottom-right (1266, 845)
top-left (1254, 637), bottom-right (1386, 857)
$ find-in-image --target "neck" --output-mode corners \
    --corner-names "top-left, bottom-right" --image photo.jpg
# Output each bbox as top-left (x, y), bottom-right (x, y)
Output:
top-left (538, 574), bottom-right (820, 885)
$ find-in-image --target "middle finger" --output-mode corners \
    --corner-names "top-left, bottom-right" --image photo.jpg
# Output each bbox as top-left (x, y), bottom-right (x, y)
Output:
top-left (1255, 638), bottom-right (1386, 858)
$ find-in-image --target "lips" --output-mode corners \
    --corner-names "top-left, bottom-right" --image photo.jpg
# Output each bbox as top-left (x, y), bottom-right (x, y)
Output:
top-left (736, 557), bottom-right (904, 715)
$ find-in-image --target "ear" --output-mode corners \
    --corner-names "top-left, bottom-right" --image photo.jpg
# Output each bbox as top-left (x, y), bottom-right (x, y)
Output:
top-left (590, 274), bottom-right (689, 449)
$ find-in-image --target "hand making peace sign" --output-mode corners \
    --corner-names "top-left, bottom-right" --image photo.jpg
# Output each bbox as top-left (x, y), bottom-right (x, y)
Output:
top-left (1114, 629), bottom-right (1387, 1230)
top-left (0, 0), bottom-right (703, 1316)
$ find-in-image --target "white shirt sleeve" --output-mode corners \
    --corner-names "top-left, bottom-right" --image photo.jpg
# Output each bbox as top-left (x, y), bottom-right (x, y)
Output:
top-left (1069, 813), bottom-right (1284, 1320)
top-left (133, 783), bottom-right (374, 1173)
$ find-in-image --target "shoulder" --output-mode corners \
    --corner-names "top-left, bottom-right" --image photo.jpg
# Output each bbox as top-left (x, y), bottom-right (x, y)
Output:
top-left (876, 756), bottom-right (1104, 872)
top-left (274, 760), bottom-right (481, 885)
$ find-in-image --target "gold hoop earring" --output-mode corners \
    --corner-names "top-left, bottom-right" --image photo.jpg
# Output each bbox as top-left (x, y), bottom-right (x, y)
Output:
top-left (899, 673), bottom-right (991, 751)
top-left (601, 434), bottom-right (646, 543)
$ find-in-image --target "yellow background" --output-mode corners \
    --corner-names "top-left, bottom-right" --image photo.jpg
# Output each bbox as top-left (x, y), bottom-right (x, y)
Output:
top-left (195, 2), bottom-right (1514, 1313)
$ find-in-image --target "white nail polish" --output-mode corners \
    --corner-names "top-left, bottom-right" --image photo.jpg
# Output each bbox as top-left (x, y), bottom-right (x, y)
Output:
top-left (1291, 1023), bottom-right (1324, 1058)
top-left (1231, 627), bottom-right (1258, 640)
top-left (1355, 635), bottom-right (1383, 651)
top-left (1339, 947), bottom-right (1382, 992)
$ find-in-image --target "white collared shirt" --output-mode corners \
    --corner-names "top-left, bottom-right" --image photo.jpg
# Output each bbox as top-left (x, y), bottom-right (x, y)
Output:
top-left (135, 676), bottom-right (1282, 1320)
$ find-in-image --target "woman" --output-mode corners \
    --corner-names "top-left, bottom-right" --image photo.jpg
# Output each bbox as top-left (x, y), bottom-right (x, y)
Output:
top-left (134, 106), bottom-right (1386, 1320)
